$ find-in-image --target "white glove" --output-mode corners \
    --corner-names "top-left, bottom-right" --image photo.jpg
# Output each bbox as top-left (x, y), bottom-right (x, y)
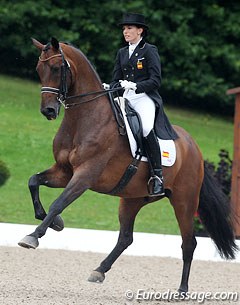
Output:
top-left (102, 83), bottom-right (110, 90)
top-left (120, 80), bottom-right (137, 91)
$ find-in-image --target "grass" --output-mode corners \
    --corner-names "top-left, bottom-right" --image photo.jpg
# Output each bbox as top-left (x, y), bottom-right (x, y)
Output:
top-left (0, 74), bottom-right (234, 235)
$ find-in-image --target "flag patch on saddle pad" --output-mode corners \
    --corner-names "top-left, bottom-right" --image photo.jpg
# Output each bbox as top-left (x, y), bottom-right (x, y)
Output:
top-left (116, 97), bottom-right (176, 167)
top-left (162, 151), bottom-right (170, 158)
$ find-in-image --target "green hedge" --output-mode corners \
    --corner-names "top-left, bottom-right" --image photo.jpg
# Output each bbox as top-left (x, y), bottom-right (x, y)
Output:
top-left (0, 1), bottom-right (240, 114)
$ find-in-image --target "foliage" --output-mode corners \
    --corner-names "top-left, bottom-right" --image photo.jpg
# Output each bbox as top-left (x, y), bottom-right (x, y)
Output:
top-left (0, 160), bottom-right (10, 187)
top-left (205, 149), bottom-right (232, 197)
top-left (0, 1), bottom-right (240, 114)
top-left (193, 213), bottom-right (205, 235)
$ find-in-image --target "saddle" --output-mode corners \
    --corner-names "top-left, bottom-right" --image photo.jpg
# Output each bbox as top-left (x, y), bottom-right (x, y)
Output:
top-left (108, 92), bottom-right (145, 158)
top-left (107, 93), bottom-right (145, 195)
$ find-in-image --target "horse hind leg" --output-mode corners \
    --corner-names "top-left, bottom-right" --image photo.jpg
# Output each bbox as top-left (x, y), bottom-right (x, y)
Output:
top-left (88, 198), bottom-right (146, 283)
top-left (179, 234), bottom-right (197, 294)
top-left (170, 194), bottom-right (198, 294)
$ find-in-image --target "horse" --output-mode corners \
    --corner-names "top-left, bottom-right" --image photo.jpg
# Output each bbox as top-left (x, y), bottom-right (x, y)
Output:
top-left (18, 37), bottom-right (238, 294)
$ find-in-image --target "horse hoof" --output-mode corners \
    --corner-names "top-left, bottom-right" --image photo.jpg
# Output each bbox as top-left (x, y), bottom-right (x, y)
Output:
top-left (50, 215), bottom-right (64, 231)
top-left (18, 235), bottom-right (39, 249)
top-left (88, 271), bottom-right (105, 283)
top-left (178, 288), bottom-right (188, 298)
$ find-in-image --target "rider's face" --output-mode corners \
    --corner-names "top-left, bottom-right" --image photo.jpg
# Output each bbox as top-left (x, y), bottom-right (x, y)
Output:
top-left (122, 25), bottom-right (143, 44)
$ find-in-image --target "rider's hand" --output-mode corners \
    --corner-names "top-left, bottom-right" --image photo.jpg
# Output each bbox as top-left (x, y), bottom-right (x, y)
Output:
top-left (120, 80), bottom-right (137, 91)
top-left (102, 83), bottom-right (110, 90)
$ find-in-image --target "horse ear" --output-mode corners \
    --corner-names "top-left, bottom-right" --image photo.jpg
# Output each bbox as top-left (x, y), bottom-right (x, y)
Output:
top-left (51, 37), bottom-right (59, 51)
top-left (31, 38), bottom-right (44, 51)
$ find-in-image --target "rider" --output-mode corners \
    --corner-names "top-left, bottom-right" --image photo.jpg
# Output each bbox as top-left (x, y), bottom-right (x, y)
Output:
top-left (110, 12), bottom-right (178, 196)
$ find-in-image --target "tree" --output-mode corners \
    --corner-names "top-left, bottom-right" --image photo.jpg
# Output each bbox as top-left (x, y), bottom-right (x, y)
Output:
top-left (1, 0), bottom-right (240, 114)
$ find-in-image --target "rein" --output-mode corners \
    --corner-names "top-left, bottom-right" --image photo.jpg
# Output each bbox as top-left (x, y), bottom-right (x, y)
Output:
top-left (61, 87), bottom-right (123, 109)
top-left (41, 86), bottom-right (122, 109)
top-left (39, 46), bottom-right (122, 109)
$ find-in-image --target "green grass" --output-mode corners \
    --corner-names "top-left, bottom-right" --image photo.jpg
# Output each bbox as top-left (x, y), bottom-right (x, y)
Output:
top-left (165, 106), bottom-right (233, 162)
top-left (0, 75), bottom-right (234, 235)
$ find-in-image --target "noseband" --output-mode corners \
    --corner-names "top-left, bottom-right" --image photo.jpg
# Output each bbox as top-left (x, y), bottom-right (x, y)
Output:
top-left (39, 46), bottom-right (121, 109)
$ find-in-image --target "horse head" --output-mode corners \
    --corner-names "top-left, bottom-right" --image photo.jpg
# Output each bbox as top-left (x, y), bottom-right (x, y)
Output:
top-left (32, 37), bottom-right (72, 120)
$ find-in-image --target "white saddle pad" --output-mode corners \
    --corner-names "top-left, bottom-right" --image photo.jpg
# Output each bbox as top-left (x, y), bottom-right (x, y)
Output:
top-left (116, 97), bottom-right (176, 167)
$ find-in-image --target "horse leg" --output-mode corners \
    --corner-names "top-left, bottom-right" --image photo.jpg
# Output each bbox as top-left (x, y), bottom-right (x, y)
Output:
top-left (28, 164), bottom-right (72, 231)
top-left (18, 167), bottom-right (87, 249)
top-left (171, 194), bottom-right (198, 294)
top-left (179, 233), bottom-right (197, 294)
top-left (88, 198), bottom-right (146, 283)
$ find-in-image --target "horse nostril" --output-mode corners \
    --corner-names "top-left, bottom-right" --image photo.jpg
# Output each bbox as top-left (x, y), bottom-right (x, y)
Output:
top-left (41, 107), bottom-right (57, 120)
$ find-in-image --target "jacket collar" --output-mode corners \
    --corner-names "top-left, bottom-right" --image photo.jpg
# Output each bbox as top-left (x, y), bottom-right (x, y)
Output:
top-left (138, 38), bottom-right (146, 49)
top-left (123, 38), bottom-right (146, 50)
top-left (128, 39), bottom-right (146, 61)
top-left (122, 39), bottom-right (146, 63)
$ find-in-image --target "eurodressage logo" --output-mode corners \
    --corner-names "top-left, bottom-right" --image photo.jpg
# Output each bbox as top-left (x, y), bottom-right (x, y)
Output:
top-left (124, 289), bottom-right (239, 303)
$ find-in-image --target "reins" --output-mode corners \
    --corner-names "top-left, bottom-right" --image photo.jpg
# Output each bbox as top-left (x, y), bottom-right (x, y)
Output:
top-left (41, 86), bottom-right (122, 109)
top-left (39, 46), bottom-right (122, 109)
top-left (61, 87), bottom-right (123, 108)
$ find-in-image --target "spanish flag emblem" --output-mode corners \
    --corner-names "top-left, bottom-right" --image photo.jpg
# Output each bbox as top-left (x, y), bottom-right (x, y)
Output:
top-left (162, 151), bottom-right (170, 158)
top-left (137, 60), bottom-right (143, 69)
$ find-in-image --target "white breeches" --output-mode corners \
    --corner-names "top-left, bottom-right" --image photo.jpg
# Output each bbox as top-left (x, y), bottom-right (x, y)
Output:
top-left (123, 90), bottom-right (155, 137)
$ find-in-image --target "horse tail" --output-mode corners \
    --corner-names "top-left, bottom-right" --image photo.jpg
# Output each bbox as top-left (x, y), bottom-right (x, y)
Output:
top-left (198, 161), bottom-right (238, 259)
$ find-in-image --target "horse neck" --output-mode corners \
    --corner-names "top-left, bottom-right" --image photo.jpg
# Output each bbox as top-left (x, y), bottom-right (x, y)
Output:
top-left (63, 49), bottom-right (113, 132)
top-left (72, 51), bottom-right (102, 97)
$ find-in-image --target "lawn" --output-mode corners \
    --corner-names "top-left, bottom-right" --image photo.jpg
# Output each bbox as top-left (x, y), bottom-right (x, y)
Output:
top-left (0, 75), bottom-right (234, 235)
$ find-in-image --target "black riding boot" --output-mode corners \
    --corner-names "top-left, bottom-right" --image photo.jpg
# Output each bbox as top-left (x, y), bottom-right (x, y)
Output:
top-left (144, 129), bottom-right (165, 196)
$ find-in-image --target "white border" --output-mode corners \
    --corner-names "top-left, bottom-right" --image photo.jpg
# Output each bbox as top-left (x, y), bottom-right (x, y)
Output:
top-left (0, 222), bottom-right (239, 262)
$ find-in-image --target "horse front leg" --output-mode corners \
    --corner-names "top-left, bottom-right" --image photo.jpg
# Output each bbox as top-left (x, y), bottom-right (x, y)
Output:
top-left (28, 164), bottom-right (72, 231)
top-left (18, 166), bottom-right (81, 249)
top-left (88, 198), bottom-right (146, 283)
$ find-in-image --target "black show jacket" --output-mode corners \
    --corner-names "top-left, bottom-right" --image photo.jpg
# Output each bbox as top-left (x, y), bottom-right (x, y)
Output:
top-left (111, 39), bottom-right (178, 140)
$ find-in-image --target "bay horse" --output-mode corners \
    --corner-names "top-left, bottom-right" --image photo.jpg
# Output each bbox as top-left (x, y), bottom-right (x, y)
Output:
top-left (18, 37), bottom-right (238, 294)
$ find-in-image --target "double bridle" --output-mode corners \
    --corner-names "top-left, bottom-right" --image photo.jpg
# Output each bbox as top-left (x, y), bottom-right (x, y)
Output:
top-left (39, 46), bottom-right (121, 109)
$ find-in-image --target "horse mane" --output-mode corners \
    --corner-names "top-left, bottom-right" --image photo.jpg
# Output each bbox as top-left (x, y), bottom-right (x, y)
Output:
top-left (61, 41), bottom-right (103, 84)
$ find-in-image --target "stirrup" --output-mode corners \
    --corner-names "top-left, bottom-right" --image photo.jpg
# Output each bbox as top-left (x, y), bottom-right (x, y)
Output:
top-left (147, 175), bottom-right (165, 196)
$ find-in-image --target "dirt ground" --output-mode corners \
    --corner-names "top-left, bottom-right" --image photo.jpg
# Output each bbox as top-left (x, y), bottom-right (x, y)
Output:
top-left (0, 246), bottom-right (239, 305)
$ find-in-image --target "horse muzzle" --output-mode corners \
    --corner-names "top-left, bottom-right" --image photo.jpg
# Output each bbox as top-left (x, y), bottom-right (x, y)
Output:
top-left (41, 105), bottom-right (60, 120)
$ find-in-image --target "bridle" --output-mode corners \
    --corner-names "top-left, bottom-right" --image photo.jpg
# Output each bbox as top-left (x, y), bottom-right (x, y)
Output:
top-left (39, 46), bottom-right (121, 109)
top-left (40, 46), bottom-right (71, 108)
